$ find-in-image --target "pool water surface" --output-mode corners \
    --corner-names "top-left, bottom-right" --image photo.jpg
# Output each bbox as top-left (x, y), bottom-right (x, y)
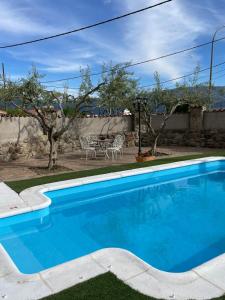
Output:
top-left (1, 160), bottom-right (225, 274)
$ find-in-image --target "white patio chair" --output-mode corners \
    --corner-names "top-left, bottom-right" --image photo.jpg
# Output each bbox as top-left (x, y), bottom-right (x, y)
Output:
top-left (86, 135), bottom-right (98, 146)
top-left (96, 140), bottom-right (110, 160)
top-left (79, 136), bottom-right (96, 160)
top-left (106, 135), bottom-right (125, 160)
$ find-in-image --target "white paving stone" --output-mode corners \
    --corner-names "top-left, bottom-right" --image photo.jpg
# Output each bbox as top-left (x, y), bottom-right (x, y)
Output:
top-left (0, 273), bottom-right (52, 300)
top-left (194, 254), bottom-right (225, 291)
top-left (42, 178), bottom-right (86, 191)
top-left (0, 182), bottom-right (31, 218)
top-left (91, 248), bottom-right (149, 281)
top-left (41, 255), bottom-right (106, 293)
top-left (126, 270), bottom-right (224, 300)
top-left (20, 186), bottom-right (50, 211)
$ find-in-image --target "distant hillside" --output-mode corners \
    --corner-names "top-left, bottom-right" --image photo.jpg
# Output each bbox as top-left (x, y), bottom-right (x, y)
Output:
top-left (172, 86), bottom-right (225, 110)
top-left (0, 86), bottom-right (225, 115)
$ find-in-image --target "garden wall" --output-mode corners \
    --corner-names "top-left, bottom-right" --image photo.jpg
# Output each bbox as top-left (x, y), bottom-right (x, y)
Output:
top-left (0, 116), bottom-right (133, 160)
top-left (140, 109), bottom-right (225, 149)
top-left (0, 116), bottom-right (133, 143)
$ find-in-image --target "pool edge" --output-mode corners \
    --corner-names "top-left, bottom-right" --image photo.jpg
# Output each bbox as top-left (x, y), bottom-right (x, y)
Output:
top-left (1, 156), bottom-right (225, 300)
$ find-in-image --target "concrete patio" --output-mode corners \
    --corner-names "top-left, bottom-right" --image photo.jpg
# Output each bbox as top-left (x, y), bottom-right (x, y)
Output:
top-left (0, 146), bottom-right (221, 181)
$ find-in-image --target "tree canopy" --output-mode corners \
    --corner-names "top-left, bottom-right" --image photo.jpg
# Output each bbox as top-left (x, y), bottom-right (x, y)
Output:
top-left (98, 62), bottom-right (139, 115)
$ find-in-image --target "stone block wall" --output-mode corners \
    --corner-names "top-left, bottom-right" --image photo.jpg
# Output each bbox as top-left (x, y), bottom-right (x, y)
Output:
top-left (141, 129), bottom-right (225, 148)
top-left (139, 108), bottom-right (225, 149)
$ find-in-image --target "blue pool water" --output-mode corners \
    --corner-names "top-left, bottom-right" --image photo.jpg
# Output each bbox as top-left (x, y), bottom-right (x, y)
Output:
top-left (1, 160), bottom-right (225, 274)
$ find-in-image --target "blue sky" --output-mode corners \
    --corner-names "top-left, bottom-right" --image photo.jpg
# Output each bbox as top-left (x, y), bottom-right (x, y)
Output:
top-left (1, 0), bottom-right (225, 93)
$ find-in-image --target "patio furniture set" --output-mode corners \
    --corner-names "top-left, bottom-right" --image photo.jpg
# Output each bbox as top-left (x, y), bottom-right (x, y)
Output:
top-left (79, 134), bottom-right (125, 160)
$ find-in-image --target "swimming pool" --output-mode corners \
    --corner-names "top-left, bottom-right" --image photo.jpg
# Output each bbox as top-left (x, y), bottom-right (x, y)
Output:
top-left (2, 159), bottom-right (225, 274)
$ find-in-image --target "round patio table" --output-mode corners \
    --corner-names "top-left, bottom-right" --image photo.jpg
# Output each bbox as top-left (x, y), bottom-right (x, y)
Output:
top-left (93, 139), bottom-right (113, 159)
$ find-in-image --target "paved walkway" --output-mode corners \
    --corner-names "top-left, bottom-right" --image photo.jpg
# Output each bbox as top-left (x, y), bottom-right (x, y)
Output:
top-left (0, 146), bottom-right (220, 181)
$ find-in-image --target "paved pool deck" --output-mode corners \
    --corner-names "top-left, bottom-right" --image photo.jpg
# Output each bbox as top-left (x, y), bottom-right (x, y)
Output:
top-left (0, 157), bottom-right (225, 300)
top-left (0, 146), bottom-right (219, 181)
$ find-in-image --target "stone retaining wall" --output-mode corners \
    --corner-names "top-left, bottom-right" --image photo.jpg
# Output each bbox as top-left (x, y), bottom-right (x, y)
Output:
top-left (141, 129), bottom-right (225, 148)
top-left (138, 108), bottom-right (225, 149)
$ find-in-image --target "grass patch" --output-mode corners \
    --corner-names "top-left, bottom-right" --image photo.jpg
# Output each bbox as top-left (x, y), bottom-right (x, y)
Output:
top-left (41, 272), bottom-right (225, 300)
top-left (41, 272), bottom-right (153, 300)
top-left (6, 151), bottom-right (225, 193)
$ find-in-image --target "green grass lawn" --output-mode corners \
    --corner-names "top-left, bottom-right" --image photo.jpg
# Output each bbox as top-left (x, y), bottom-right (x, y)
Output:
top-left (41, 273), bottom-right (153, 300)
top-left (41, 272), bottom-right (225, 300)
top-left (5, 151), bottom-right (225, 300)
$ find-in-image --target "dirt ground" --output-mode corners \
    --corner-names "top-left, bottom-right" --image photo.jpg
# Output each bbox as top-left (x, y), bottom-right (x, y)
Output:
top-left (0, 146), bottom-right (220, 181)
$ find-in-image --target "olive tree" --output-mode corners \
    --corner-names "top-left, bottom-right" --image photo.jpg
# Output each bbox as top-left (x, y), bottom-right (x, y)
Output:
top-left (0, 68), bottom-right (103, 169)
top-left (141, 68), bottom-right (210, 156)
top-left (98, 62), bottom-right (138, 115)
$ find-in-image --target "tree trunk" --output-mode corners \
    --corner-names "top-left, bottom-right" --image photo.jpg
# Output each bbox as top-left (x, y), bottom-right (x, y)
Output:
top-left (48, 135), bottom-right (58, 170)
top-left (149, 133), bottom-right (160, 156)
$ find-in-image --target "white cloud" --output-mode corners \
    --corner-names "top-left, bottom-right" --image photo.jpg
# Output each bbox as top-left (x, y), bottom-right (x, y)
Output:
top-left (0, 1), bottom-right (55, 37)
top-left (6, 45), bottom-right (97, 73)
top-left (116, 0), bottom-right (213, 80)
top-left (1, 0), bottom-right (223, 83)
top-left (40, 60), bottom-right (83, 73)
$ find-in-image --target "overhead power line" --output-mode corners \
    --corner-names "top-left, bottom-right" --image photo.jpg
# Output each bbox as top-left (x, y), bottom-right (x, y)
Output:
top-left (141, 60), bottom-right (225, 88)
top-left (0, 0), bottom-right (172, 49)
top-left (41, 35), bottom-right (225, 84)
top-left (44, 60), bottom-right (225, 92)
top-left (2, 59), bottom-right (224, 89)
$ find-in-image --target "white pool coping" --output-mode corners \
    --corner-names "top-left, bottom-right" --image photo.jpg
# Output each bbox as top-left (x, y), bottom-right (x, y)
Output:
top-left (1, 157), bottom-right (225, 300)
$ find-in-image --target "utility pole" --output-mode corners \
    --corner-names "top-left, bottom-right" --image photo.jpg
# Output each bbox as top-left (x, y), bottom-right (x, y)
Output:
top-left (209, 25), bottom-right (225, 100)
top-left (1, 63), bottom-right (5, 88)
top-left (1, 63), bottom-right (6, 111)
top-left (137, 100), bottom-right (141, 156)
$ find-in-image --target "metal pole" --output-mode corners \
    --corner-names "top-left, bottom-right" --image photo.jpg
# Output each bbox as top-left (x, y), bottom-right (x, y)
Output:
top-left (209, 26), bottom-right (225, 99)
top-left (1, 63), bottom-right (6, 111)
top-left (209, 38), bottom-right (215, 97)
top-left (1, 63), bottom-right (5, 88)
top-left (138, 101), bottom-right (141, 156)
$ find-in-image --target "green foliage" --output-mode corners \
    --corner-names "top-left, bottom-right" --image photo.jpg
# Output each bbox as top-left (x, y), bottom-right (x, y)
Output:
top-left (139, 67), bottom-right (210, 116)
top-left (137, 68), bottom-right (211, 156)
top-left (98, 62), bottom-right (139, 115)
top-left (63, 107), bottom-right (74, 117)
top-left (63, 107), bottom-right (87, 117)
top-left (6, 108), bottom-right (27, 117)
top-left (175, 66), bottom-right (211, 108)
top-left (0, 68), bottom-right (52, 110)
top-left (137, 72), bottom-right (179, 115)
top-left (0, 66), bottom-right (103, 169)
top-left (0, 66), bottom-right (98, 117)
top-left (79, 66), bottom-right (93, 97)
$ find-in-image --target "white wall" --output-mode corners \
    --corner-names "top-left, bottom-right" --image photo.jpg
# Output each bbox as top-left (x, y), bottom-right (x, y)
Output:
top-left (70, 116), bottom-right (132, 136)
top-left (146, 114), bottom-right (189, 130)
top-left (0, 116), bottom-right (133, 145)
top-left (143, 112), bottom-right (225, 131)
top-left (204, 111), bottom-right (225, 130)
